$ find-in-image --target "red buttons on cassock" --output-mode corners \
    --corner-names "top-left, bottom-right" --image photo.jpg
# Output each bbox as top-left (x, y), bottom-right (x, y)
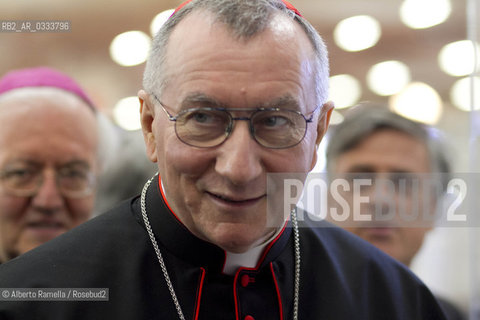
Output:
top-left (240, 274), bottom-right (255, 287)
top-left (244, 316), bottom-right (255, 320)
top-left (241, 274), bottom-right (250, 287)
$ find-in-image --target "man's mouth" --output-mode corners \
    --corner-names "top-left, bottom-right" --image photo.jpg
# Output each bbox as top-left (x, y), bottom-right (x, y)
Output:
top-left (27, 221), bottom-right (64, 228)
top-left (363, 227), bottom-right (396, 239)
top-left (25, 220), bottom-right (67, 239)
top-left (207, 192), bottom-right (265, 205)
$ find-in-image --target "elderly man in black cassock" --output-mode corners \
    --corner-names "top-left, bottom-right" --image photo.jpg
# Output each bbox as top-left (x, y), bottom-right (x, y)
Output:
top-left (0, 0), bottom-right (448, 319)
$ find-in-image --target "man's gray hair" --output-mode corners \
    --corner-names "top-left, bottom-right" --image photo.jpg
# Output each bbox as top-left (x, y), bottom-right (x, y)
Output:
top-left (326, 104), bottom-right (451, 188)
top-left (143, 0), bottom-right (329, 107)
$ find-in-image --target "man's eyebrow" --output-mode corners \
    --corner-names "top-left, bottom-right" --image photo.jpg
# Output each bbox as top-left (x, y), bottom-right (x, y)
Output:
top-left (2, 159), bottom-right (40, 169)
top-left (1, 160), bottom-right (91, 171)
top-left (258, 95), bottom-right (300, 109)
top-left (343, 165), bottom-right (376, 173)
top-left (60, 160), bottom-right (91, 169)
top-left (180, 93), bottom-right (226, 109)
top-left (181, 93), bottom-right (300, 109)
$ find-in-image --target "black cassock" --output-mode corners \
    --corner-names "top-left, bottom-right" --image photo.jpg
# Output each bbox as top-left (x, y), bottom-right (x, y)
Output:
top-left (0, 176), bottom-right (447, 319)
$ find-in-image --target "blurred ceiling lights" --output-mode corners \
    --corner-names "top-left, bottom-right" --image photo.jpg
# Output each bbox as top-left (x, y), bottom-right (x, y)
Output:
top-left (109, 31), bottom-right (151, 67)
top-left (110, 1), bottom-right (476, 129)
top-left (112, 96), bottom-right (142, 131)
top-left (438, 40), bottom-right (480, 77)
top-left (328, 74), bottom-right (362, 109)
top-left (390, 82), bottom-right (443, 124)
top-left (150, 9), bottom-right (175, 36)
top-left (333, 15), bottom-right (381, 52)
top-left (400, 0), bottom-right (452, 29)
top-left (367, 60), bottom-right (411, 96)
top-left (450, 76), bottom-right (480, 111)
top-left (112, 9), bottom-right (175, 130)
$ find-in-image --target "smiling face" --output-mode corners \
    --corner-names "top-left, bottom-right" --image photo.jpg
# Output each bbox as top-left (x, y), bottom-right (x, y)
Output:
top-left (333, 129), bottom-right (433, 266)
top-left (140, 11), bottom-right (333, 253)
top-left (0, 88), bottom-right (98, 262)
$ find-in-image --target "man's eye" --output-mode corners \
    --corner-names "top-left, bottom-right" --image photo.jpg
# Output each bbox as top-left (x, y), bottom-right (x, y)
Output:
top-left (341, 173), bottom-right (376, 185)
top-left (59, 168), bottom-right (88, 179)
top-left (1, 168), bottom-right (36, 184)
top-left (256, 111), bottom-right (295, 129)
top-left (261, 116), bottom-right (288, 127)
top-left (192, 112), bottom-right (213, 123)
top-left (4, 169), bottom-right (31, 177)
top-left (184, 110), bottom-right (226, 126)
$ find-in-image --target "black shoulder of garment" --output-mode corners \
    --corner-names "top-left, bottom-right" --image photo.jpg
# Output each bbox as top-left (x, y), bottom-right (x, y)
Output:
top-left (0, 198), bottom-right (449, 320)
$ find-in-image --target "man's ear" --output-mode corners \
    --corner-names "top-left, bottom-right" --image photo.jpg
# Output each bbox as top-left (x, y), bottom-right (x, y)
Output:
top-left (309, 101), bottom-right (334, 171)
top-left (316, 101), bottom-right (334, 146)
top-left (138, 90), bottom-right (158, 163)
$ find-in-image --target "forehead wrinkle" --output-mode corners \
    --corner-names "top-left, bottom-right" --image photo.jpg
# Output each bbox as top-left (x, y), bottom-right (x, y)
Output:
top-left (257, 95), bottom-right (300, 110)
top-left (165, 13), bottom-right (307, 69)
top-left (180, 92), bottom-right (300, 111)
top-left (180, 93), bottom-right (227, 110)
top-left (163, 12), bottom-right (314, 116)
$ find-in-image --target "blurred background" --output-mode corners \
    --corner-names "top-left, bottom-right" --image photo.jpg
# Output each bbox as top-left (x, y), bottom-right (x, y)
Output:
top-left (1, 0), bottom-right (479, 317)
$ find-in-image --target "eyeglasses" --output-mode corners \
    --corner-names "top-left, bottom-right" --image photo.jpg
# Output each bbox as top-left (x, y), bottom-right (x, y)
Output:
top-left (152, 95), bottom-right (319, 149)
top-left (0, 165), bottom-right (96, 198)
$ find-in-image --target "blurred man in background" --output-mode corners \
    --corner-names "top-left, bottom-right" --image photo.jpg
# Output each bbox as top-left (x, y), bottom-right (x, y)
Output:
top-left (326, 104), bottom-right (464, 320)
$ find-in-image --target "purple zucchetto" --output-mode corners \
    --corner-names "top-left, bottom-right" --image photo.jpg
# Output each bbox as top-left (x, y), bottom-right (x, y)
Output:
top-left (0, 66), bottom-right (95, 110)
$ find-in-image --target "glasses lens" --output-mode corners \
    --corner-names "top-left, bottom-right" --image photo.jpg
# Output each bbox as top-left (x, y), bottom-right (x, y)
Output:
top-left (175, 108), bottom-right (231, 147)
top-left (0, 165), bottom-right (94, 198)
top-left (0, 167), bottom-right (39, 196)
top-left (57, 167), bottom-right (95, 198)
top-left (252, 109), bottom-right (307, 148)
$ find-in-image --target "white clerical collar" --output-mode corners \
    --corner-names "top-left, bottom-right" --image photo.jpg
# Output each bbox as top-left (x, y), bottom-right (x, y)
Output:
top-left (222, 226), bottom-right (284, 275)
top-left (161, 180), bottom-right (286, 275)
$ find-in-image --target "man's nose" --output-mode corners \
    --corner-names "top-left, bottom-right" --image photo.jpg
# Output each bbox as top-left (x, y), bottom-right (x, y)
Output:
top-left (31, 171), bottom-right (64, 211)
top-left (367, 178), bottom-right (398, 219)
top-left (215, 121), bottom-right (263, 186)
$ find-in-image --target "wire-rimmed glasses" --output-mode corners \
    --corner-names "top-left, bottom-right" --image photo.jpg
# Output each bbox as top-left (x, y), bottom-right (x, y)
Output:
top-left (152, 94), bottom-right (319, 149)
top-left (0, 165), bottom-right (96, 198)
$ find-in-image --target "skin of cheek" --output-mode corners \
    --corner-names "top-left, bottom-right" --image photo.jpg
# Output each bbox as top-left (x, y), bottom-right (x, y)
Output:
top-left (0, 195), bottom-right (28, 261)
top-left (0, 194), bottom-right (94, 262)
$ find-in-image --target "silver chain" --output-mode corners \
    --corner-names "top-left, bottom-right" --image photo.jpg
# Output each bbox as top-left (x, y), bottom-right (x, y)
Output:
top-left (291, 209), bottom-right (300, 320)
top-left (141, 175), bottom-right (186, 320)
top-left (140, 175), bottom-right (300, 320)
